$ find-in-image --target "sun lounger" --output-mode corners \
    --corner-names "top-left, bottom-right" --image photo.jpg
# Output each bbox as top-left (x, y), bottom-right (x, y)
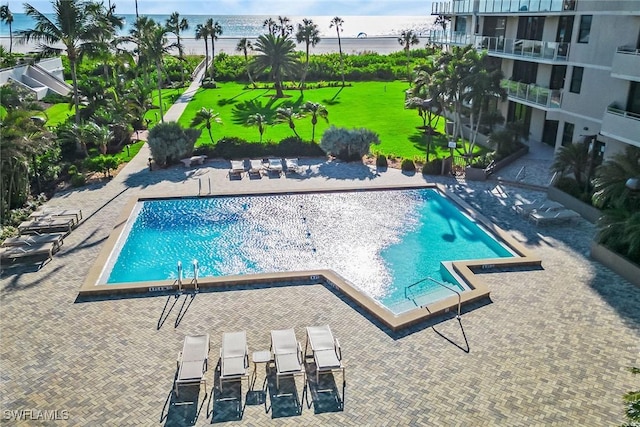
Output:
top-left (0, 242), bottom-right (55, 264)
top-left (229, 160), bottom-right (245, 178)
top-left (175, 334), bottom-right (210, 397)
top-left (218, 331), bottom-right (249, 391)
top-left (18, 217), bottom-right (74, 235)
top-left (31, 208), bottom-right (82, 224)
top-left (270, 328), bottom-right (305, 390)
top-left (285, 158), bottom-right (303, 174)
top-left (248, 159), bottom-right (264, 177)
top-left (529, 208), bottom-right (581, 226)
top-left (513, 200), bottom-right (563, 216)
top-left (305, 325), bottom-right (345, 384)
top-left (266, 158), bottom-right (283, 175)
top-left (2, 233), bottom-right (64, 252)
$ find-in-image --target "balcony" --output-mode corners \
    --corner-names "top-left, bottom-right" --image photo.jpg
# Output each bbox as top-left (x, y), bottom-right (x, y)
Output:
top-left (428, 31), bottom-right (473, 46)
top-left (611, 46), bottom-right (640, 82)
top-left (501, 80), bottom-right (562, 109)
top-left (478, 0), bottom-right (576, 13)
top-left (601, 104), bottom-right (640, 147)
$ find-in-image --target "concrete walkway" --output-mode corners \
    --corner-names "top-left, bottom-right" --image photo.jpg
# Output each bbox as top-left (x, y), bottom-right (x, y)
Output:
top-left (1, 74), bottom-right (639, 425)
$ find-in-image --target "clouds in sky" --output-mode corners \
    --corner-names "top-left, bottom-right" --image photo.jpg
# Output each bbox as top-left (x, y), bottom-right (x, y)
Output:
top-left (16, 0), bottom-right (433, 16)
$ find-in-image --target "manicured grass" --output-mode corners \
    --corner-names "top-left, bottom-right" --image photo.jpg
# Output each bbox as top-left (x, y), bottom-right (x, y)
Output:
top-left (114, 141), bottom-right (145, 163)
top-left (42, 103), bottom-right (74, 127)
top-left (143, 87), bottom-right (188, 128)
top-left (177, 81), bottom-right (458, 160)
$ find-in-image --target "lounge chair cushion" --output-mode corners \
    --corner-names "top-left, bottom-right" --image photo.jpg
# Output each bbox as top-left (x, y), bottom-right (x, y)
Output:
top-left (221, 331), bottom-right (247, 377)
top-left (178, 360), bottom-right (206, 382)
top-left (314, 349), bottom-right (341, 369)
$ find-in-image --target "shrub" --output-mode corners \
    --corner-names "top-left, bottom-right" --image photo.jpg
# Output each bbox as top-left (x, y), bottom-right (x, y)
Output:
top-left (147, 122), bottom-right (202, 166)
top-left (319, 126), bottom-right (380, 162)
top-left (422, 158), bottom-right (442, 175)
top-left (376, 154), bottom-right (388, 167)
top-left (401, 158), bottom-right (416, 172)
top-left (71, 173), bottom-right (86, 187)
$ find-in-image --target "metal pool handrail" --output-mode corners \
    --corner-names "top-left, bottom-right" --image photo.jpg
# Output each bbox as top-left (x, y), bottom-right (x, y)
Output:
top-left (177, 261), bottom-right (183, 293)
top-left (191, 260), bottom-right (199, 292)
top-left (404, 277), bottom-right (462, 319)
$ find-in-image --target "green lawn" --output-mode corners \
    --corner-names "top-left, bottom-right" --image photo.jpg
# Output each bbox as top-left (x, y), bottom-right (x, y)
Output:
top-left (143, 87), bottom-right (188, 128)
top-left (177, 81), bottom-right (456, 160)
top-left (43, 103), bottom-right (74, 127)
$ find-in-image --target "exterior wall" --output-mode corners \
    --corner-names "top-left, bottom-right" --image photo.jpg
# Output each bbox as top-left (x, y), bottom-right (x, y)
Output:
top-left (530, 108), bottom-right (546, 141)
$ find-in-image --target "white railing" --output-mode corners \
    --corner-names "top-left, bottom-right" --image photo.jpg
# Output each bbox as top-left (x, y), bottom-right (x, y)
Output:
top-left (478, 0), bottom-right (575, 13)
top-left (501, 79), bottom-right (562, 109)
top-left (616, 45), bottom-right (640, 56)
top-left (607, 105), bottom-right (640, 121)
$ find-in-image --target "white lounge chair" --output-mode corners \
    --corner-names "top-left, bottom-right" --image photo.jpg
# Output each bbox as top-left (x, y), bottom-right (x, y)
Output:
top-left (248, 159), bottom-right (264, 177)
top-left (229, 160), bottom-right (245, 178)
top-left (513, 200), bottom-right (564, 216)
top-left (266, 158), bottom-right (283, 175)
top-left (174, 334), bottom-right (210, 397)
top-left (285, 158), bottom-right (303, 174)
top-left (305, 325), bottom-right (345, 384)
top-left (2, 233), bottom-right (65, 252)
top-left (270, 328), bottom-right (305, 391)
top-left (529, 208), bottom-right (581, 226)
top-left (218, 331), bottom-right (249, 391)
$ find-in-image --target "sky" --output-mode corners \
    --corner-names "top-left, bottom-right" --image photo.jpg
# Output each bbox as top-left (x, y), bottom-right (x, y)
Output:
top-left (10, 0), bottom-right (434, 16)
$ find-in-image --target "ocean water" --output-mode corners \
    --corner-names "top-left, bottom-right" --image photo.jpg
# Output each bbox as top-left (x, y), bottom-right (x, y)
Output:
top-left (1, 13), bottom-right (436, 38)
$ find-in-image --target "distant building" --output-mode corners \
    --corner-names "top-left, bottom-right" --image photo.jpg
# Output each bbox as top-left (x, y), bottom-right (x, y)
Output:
top-left (430, 0), bottom-right (640, 159)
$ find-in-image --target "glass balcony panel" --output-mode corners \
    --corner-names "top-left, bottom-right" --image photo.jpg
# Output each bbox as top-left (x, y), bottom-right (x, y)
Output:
top-left (501, 79), bottom-right (562, 108)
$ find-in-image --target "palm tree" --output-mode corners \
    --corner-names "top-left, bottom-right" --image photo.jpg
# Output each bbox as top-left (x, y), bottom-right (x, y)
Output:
top-left (20, 1), bottom-right (94, 126)
top-left (0, 4), bottom-right (14, 54)
top-left (166, 12), bottom-right (189, 85)
top-left (295, 19), bottom-right (320, 91)
top-left (275, 107), bottom-right (301, 138)
top-left (194, 23), bottom-right (210, 78)
top-left (235, 38), bottom-right (255, 87)
top-left (87, 122), bottom-right (113, 155)
top-left (251, 34), bottom-right (299, 98)
top-left (190, 107), bottom-right (222, 144)
top-left (263, 17), bottom-right (277, 36)
top-left (277, 16), bottom-right (293, 37)
top-left (207, 19), bottom-right (223, 82)
top-left (398, 29), bottom-right (419, 85)
top-left (329, 16), bottom-right (345, 87)
top-left (301, 101), bottom-right (328, 142)
top-left (85, 1), bottom-right (124, 84)
top-left (593, 146), bottom-right (640, 210)
top-left (245, 113), bottom-right (267, 142)
top-left (550, 140), bottom-right (590, 189)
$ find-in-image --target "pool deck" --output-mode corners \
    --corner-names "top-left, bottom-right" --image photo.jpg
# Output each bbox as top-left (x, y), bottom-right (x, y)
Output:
top-left (2, 139), bottom-right (639, 425)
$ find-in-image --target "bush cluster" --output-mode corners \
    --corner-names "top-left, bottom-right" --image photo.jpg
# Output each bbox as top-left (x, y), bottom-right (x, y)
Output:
top-left (400, 158), bottom-right (416, 172)
top-left (208, 136), bottom-right (325, 159)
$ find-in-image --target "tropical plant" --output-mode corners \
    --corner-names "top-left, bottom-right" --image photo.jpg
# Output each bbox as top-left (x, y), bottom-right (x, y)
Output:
top-left (398, 29), bottom-right (419, 85)
top-left (592, 146), bottom-right (640, 210)
top-left (20, 0), bottom-right (97, 126)
top-left (57, 122), bottom-right (95, 158)
top-left (301, 101), bottom-right (328, 142)
top-left (245, 113), bottom-right (267, 142)
top-left (320, 126), bottom-right (380, 161)
top-left (262, 17), bottom-right (277, 36)
top-left (329, 16), bottom-right (345, 87)
top-left (86, 122), bottom-right (113, 155)
top-left (166, 12), bottom-right (189, 85)
top-left (435, 14), bottom-right (451, 32)
top-left (194, 22), bottom-right (210, 78)
top-left (0, 3), bottom-right (14, 54)
top-left (275, 107), bottom-right (302, 138)
top-left (190, 107), bottom-right (222, 144)
top-left (295, 18), bottom-right (321, 91)
top-left (277, 16), bottom-right (293, 37)
top-left (621, 367), bottom-right (640, 427)
top-left (147, 121), bottom-right (201, 166)
top-left (235, 38), bottom-right (255, 87)
top-left (251, 34), bottom-right (299, 98)
top-left (550, 140), bottom-right (590, 190)
top-left (206, 18), bottom-right (222, 82)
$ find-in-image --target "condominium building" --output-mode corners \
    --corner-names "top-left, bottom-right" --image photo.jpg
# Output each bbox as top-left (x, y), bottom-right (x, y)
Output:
top-left (430, 0), bottom-right (640, 159)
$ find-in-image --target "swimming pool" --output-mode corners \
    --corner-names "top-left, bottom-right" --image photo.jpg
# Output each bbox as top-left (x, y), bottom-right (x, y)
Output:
top-left (98, 188), bottom-right (515, 314)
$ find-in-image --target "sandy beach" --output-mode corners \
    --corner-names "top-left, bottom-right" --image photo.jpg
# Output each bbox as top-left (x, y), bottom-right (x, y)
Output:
top-left (1, 35), bottom-right (431, 56)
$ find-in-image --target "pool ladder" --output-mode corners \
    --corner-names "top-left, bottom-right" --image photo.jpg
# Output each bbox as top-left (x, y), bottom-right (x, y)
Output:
top-left (176, 260), bottom-right (200, 293)
top-left (404, 277), bottom-right (461, 319)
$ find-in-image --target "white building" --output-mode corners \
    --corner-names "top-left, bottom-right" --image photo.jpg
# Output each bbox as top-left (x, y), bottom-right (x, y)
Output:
top-left (430, 0), bottom-right (640, 158)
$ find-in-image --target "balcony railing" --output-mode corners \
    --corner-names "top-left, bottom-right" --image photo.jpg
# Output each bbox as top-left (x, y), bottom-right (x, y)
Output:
top-left (501, 80), bottom-right (562, 108)
top-left (602, 104), bottom-right (640, 147)
top-left (478, 0), bottom-right (576, 13)
top-left (617, 45), bottom-right (640, 55)
top-left (428, 32), bottom-right (570, 61)
top-left (431, 2), bottom-right (452, 15)
top-left (607, 105), bottom-right (640, 121)
top-left (611, 45), bottom-right (640, 80)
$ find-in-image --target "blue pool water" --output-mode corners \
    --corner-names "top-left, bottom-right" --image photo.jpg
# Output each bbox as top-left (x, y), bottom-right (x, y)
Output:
top-left (103, 189), bottom-right (514, 313)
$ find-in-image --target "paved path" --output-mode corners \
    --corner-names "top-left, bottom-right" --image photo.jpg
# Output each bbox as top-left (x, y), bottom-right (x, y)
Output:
top-left (1, 77), bottom-right (639, 425)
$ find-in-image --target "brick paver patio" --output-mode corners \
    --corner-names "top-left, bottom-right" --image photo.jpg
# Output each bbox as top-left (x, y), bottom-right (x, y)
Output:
top-left (2, 135), bottom-right (639, 425)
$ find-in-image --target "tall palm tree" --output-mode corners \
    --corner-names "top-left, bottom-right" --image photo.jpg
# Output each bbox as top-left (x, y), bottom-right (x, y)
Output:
top-left (190, 107), bottom-right (222, 144)
top-left (0, 4), bottom-right (13, 54)
top-left (329, 16), bottom-right (345, 87)
top-left (301, 101), bottom-right (328, 142)
top-left (235, 38), bottom-right (255, 87)
top-left (128, 15), bottom-right (156, 85)
top-left (245, 113), bottom-right (266, 142)
top-left (194, 23), bottom-right (210, 78)
top-left (275, 107), bottom-right (301, 138)
top-left (166, 12), bottom-right (189, 85)
top-left (593, 146), bottom-right (640, 210)
top-left (550, 140), bottom-right (590, 189)
top-left (20, 1), bottom-right (94, 127)
top-left (134, 0), bottom-right (139, 19)
top-left (207, 19), bottom-right (222, 81)
top-left (295, 18), bottom-right (320, 91)
top-left (277, 16), bottom-right (293, 37)
top-left (398, 29), bottom-right (419, 85)
top-left (85, 1), bottom-right (124, 84)
top-left (263, 17), bottom-right (277, 36)
top-left (251, 34), bottom-right (299, 98)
